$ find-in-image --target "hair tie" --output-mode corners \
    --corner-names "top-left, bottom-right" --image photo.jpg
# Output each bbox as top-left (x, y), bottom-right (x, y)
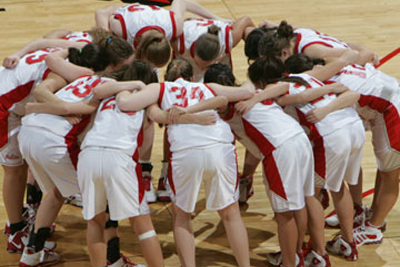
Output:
top-left (107, 37), bottom-right (113, 44)
top-left (79, 49), bottom-right (83, 54)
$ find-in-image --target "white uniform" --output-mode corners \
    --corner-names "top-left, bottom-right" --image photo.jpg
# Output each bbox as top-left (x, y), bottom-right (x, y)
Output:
top-left (175, 18), bottom-right (233, 82)
top-left (78, 95), bottom-right (149, 221)
top-left (328, 63), bottom-right (400, 171)
top-left (18, 75), bottom-right (112, 197)
top-left (285, 74), bottom-right (365, 192)
top-left (113, 4), bottom-right (177, 48)
top-left (224, 95), bottom-right (314, 212)
top-left (159, 78), bottom-right (238, 212)
top-left (293, 28), bottom-right (349, 54)
top-left (62, 31), bottom-right (93, 44)
top-left (0, 49), bottom-right (54, 166)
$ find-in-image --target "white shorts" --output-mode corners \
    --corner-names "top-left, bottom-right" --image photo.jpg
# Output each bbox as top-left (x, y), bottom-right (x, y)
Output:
top-left (370, 111), bottom-right (400, 171)
top-left (0, 111), bottom-right (23, 166)
top-left (169, 143), bottom-right (239, 213)
top-left (18, 126), bottom-right (80, 197)
top-left (78, 148), bottom-right (149, 221)
top-left (262, 133), bottom-right (314, 213)
top-left (315, 120), bottom-right (365, 192)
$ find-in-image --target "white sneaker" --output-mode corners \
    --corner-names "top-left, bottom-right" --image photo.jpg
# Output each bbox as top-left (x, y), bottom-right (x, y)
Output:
top-left (325, 204), bottom-right (366, 229)
top-left (108, 256), bottom-right (147, 267)
top-left (19, 247), bottom-right (60, 267)
top-left (157, 177), bottom-right (171, 202)
top-left (143, 174), bottom-right (157, 203)
top-left (353, 221), bottom-right (383, 246)
top-left (65, 193), bottom-right (83, 207)
top-left (326, 235), bottom-right (358, 261)
top-left (304, 250), bottom-right (331, 267)
top-left (266, 251), bottom-right (303, 266)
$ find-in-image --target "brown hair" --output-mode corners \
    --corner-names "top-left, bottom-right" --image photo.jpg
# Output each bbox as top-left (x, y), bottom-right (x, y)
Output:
top-left (135, 30), bottom-right (171, 68)
top-left (68, 43), bottom-right (109, 72)
top-left (97, 36), bottom-right (134, 66)
top-left (105, 59), bottom-right (157, 84)
top-left (258, 20), bottom-right (295, 57)
top-left (165, 59), bottom-right (193, 82)
top-left (87, 27), bottom-right (114, 43)
top-left (248, 55), bottom-right (309, 88)
top-left (194, 25), bottom-right (221, 61)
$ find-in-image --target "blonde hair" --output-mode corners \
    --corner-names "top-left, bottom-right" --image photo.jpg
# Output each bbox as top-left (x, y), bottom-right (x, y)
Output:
top-left (135, 30), bottom-right (171, 68)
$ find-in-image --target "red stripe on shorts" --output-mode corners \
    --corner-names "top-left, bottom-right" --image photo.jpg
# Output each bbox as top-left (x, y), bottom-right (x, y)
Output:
top-left (64, 115), bottom-right (91, 169)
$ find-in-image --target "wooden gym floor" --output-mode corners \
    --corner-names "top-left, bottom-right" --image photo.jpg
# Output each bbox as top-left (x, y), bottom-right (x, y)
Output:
top-left (0, 0), bottom-right (399, 266)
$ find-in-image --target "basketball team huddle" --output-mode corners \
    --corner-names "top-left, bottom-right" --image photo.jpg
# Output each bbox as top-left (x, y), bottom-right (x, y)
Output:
top-left (1, 0), bottom-right (399, 267)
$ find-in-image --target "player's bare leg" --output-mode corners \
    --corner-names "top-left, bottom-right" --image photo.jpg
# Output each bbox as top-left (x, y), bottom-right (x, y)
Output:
top-left (348, 168), bottom-right (363, 207)
top-left (218, 202), bottom-right (250, 267)
top-left (330, 184), bottom-right (354, 243)
top-left (172, 203), bottom-right (196, 267)
top-left (275, 211), bottom-right (298, 267)
top-left (305, 195), bottom-right (326, 256)
top-left (87, 212), bottom-right (107, 267)
top-left (130, 214), bottom-right (164, 267)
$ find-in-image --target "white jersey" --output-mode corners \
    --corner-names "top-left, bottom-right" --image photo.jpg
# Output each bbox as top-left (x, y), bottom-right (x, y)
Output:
top-left (158, 78), bottom-right (234, 152)
top-left (176, 18), bottom-right (233, 82)
top-left (113, 4), bottom-right (177, 48)
top-left (22, 75), bottom-right (112, 137)
top-left (81, 95), bottom-right (145, 156)
top-left (293, 28), bottom-right (349, 54)
top-left (62, 31), bottom-right (93, 44)
top-left (285, 73), bottom-right (360, 140)
top-left (0, 49), bottom-right (55, 117)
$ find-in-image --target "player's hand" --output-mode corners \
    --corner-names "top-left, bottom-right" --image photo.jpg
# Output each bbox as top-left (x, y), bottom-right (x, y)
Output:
top-left (168, 106), bottom-right (187, 124)
top-left (329, 83), bottom-right (348, 94)
top-left (2, 55), bottom-right (20, 68)
top-left (235, 99), bottom-right (255, 115)
top-left (24, 103), bottom-right (37, 115)
top-left (306, 107), bottom-right (329, 123)
top-left (65, 115), bottom-right (82, 125)
top-left (372, 53), bottom-right (380, 66)
top-left (194, 111), bottom-right (217, 125)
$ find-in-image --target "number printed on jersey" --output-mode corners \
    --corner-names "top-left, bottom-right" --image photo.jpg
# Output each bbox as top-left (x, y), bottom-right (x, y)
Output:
top-left (170, 85), bottom-right (205, 107)
top-left (64, 76), bottom-right (104, 98)
top-left (100, 97), bottom-right (136, 115)
top-left (25, 48), bottom-right (58, 65)
top-left (127, 3), bottom-right (160, 12)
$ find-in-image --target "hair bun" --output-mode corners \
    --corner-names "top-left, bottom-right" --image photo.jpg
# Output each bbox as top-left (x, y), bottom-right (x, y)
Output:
top-left (277, 20), bottom-right (294, 38)
top-left (207, 25), bottom-right (221, 36)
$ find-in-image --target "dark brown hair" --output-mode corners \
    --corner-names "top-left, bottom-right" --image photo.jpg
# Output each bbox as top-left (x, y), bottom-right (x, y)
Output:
top-left (97, 36), bottom-right (134, 66)
top-left (248, 55), bottom-right (310, 88)
top-left (135, 30), bottom-right (171, 68)
top-left (165, 58), bottom-right (193, 82)
top-left (284, 54), bottom-right (325, 74)
top-left (244, 27), bottom-right (275, 62)
top-left (68, 43), bottom-right (109, 72)
top-left (194, 25), bottom-right (221, 61)
top-left (258, 20), bottom-right (295, 57)
top-left (204, 63), bottom-right (236, 86)
top-left (106, 59), bottom-right (157, 84)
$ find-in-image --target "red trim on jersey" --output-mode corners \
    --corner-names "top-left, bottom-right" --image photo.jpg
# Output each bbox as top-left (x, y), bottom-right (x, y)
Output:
top-left (165, 128), bottom-right (176, 195)
top-left (242, 119), bottom-right (287, 200)
top-left (134, 26), bottom-right (166, 49)
top-left (233, 147), bottom-right (239, 191)
top-left (224, 25), bottom-right (231, 54)
top-left (294, 108), bottom-right (326, 179)
top-left (113, 14), bottom-right (128, 40)
top-left (204, 84), bottom-right (216, 96)
top-left (133, 129), bottom-right (144, 204)
top-left (159, 83), bottom-right (165, 106)
top-left (358, 95), bottom-right (400, 151)
top-left (309, 77), bottom-right (325, 86)
top-left (294, 33), bottom-right (302, 54)
top-left (0, 81), bottom-right (35, 147)
top-left (178, 32), bottom-right (185, 54)
top-left (170, 11), bottom-right (177, 40)
top-left (190, 42), bottom-right (196, 58)
top-left (42, 68), bottom-right (51, 81)
top-left (301, 41), bottom-right (333, 53)
top-left (221, 103), bottom-right (235, 121)
top-left (64, 115), bottom-right (91, 169)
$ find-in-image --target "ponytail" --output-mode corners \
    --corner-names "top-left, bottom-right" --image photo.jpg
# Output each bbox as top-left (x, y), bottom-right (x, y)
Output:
top-left (165, 59), bottom-right (193, 82)
top-left (194, 25), bottom-right (221, 61)
top-left (135, 30), bottom-right (171, 68)
top-left (258, 20), bottom-right (295, 57)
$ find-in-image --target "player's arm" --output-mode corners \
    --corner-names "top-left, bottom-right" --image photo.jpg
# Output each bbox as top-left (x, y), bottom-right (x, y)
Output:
top-left (25, 98), bottom-right (99, 116)
top-left (235, 82), bottom-right (289, 114)
top-left (306, 90), bottom-right (360, 123)
top-left (231, 16), bottom-right (256, 47)
top-left (116, 83), bottom-right (160, 112)
top-left (45, 49), bottom-right (94, 83)
top-left (92, 80), bottom-right (146, 100)
top-left (207, 80), bottom-right (255, 102)
top-left (2, 39), bottom-right (85, 69)
top-left (43, 29), bottom-right (73, 39)
top-left (147, 104), bottom-right (217, 125)
top-left (95, 5), bottom-right (122, 31)
top-left (32, 72), bottom-right (68, 104)
top-left (276, 83), bottom-right (349, 106)
top-left (347, 42), bottom-right (379, 65)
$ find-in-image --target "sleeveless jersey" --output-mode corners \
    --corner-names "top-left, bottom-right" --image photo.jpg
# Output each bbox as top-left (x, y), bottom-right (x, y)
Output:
top-left (158, 78), bottom-right (234, 152)
top-left (22, 75), bottom-right (112, 137)
top-left (175, 18), bottom-right (233, 81)
top-left (113, 4), bottom-right (177, 48)
top-left (225, 91), bottom-right (304, 157)
top-left (285, 73), bottom-right (360, 140)
top-left (293, 28), bottom-right (349, 54)
top-left (0, 48), bottom-right (56, 117)
top-left (62, 31), bottom-right (93, 44)
top-left (81, 94), bottom-right (145, 157)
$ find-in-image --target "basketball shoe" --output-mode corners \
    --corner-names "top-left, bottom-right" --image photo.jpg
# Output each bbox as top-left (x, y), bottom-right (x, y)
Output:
top-left (304, 250), bottom-right (331, 267)
top-left (19, 247), bottom-right (60, 267)
top-left (326, 235), bottom-right (358, 261)
top-left (353, 221), bottom-right (383, 246)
